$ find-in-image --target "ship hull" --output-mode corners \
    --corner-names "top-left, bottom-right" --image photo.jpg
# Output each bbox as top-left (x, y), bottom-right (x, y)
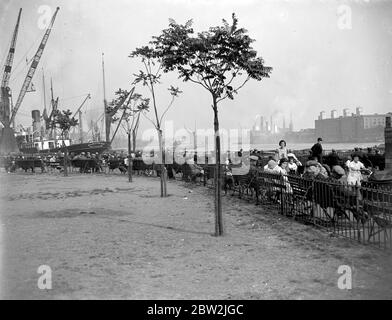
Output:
top-left (50, 141), bottom-right (110, 154)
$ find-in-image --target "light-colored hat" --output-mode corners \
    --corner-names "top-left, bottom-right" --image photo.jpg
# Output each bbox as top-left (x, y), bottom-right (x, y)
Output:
top-left (267, 160), bottom-right (277, 169)
top-left (306, 160), bottom-right (319, 167)
top-left (250, 155), bottom-right (258, 161)
top-left (332, 165), bottom-right (345, 176)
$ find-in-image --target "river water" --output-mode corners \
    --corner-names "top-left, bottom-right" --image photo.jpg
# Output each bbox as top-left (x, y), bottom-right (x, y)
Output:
top-left (245, 141), bottom-right (384, 152)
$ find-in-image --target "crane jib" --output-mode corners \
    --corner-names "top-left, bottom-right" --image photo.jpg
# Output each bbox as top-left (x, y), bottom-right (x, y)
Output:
top-left (9, 7), bottom-right (60, 125)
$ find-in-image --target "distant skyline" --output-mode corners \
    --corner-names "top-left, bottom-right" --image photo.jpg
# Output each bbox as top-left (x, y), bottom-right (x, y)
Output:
top-left (1, 0), bottom-right (391, 135)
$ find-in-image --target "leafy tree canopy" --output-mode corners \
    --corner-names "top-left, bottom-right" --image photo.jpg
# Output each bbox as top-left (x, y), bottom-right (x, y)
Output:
top-left (152, 13), bottom-right (272, 102)
top-left (50, 109), bottom-right (78, 135)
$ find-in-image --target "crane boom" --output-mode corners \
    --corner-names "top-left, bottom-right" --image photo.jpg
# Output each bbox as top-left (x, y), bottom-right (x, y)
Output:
top-left (10, 6), bottom-right (60, 125)
top-left (1, 8), bottom-right (22, 89)
top-left (0, 8), bottom-right (22, 126)
top-left (72, 93), bottom-right (91, 144)
top-left (72, 94), bottom-right (91, 118)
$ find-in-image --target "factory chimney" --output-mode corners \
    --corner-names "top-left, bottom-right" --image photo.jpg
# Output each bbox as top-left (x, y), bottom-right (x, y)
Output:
top-left (260, 116), bottom-right (264, 132)
top-left (343, 108), bottom-right (350, 117)
top-left (356, 107), bottom-right (362, 116)
top-left (331, 109), bottom-right (337, 119)
top-left (319, 111), bottom-right (326, 120)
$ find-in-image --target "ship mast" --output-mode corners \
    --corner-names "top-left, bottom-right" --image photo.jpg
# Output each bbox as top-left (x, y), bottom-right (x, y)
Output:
top-left (42, 68), bottom-right (47, 115)
top-left (102, 52), bottom-right (109, 142)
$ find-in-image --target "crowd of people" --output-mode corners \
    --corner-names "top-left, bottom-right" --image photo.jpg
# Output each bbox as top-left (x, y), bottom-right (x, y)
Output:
top-left (1, 137), bottom-right (384, 188)
top-left (222, 137), bottom-right (377, 187)
top-left (1, 150), bottom-right (144, 174)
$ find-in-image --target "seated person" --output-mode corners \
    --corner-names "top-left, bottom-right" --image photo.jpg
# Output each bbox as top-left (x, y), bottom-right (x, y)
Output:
top-left (287, 156), bottom-right (298, 174)
top-left (330, 165), bottom-right (347, 184)
top-left (302, 160), bottom-right (329, 180)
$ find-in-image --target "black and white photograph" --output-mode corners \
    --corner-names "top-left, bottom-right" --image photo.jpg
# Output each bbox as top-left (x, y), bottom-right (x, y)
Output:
top-left (0, 0), bottom-right (392, 303)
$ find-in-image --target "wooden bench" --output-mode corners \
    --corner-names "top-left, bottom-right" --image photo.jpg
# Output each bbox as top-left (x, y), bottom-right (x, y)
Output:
top-left (255, 172), bottom-right (287, 206)
top-left (15, 159), bottom-right (45, 173)
top-left (286, 174), bottom-right (313, 219)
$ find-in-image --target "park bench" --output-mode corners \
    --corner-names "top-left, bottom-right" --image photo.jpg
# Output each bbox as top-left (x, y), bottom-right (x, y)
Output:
top-left (108, 159), bottom-right (127, 174)
top-left (71, 159), bottom-right (100, 173)
top-left (15, 159), bottom-right (45, 173)
top-left (255, 172), bottom-right (287, 206)
top-left (363, 201), bottom-right (392, 243)
top-left (180, 163), bottom-right (204, 183)
top-left (308, 180), bottom-right (369, 227)
top-left (286, 174), bottom-right (313, 220)
top-left (230, 172), bottom-right (259, 202)
top-left (361, 188), bottom-right (392, 243)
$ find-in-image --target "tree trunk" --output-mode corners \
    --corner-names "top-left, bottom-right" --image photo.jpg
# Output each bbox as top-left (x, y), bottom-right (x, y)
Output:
top-left (128, 131), bottom-right (132, 182)
top-left (158, 129), bottom-right (167, 197)
top-left (62, 139), bottom-right (68, 177)
top-left (213, 95), bottom-right (223, 236)
top-left (132, 129), bottom-right (137, 153)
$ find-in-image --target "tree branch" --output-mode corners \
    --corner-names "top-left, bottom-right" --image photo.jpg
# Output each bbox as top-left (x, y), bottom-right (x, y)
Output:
top-left (159, 95), bottom-right (175, 124)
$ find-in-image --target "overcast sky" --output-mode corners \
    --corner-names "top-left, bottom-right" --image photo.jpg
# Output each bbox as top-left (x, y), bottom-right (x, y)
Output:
top-left (1, 0), bottom-right (391, 135)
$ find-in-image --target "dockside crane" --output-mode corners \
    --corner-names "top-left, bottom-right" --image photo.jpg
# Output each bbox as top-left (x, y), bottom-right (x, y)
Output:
top-left (0, 8), bottom-right (22, 128)
top-left (10, 7), bottom-right (60, 126)
top-left (0, 7), bottom-right (60, 154)
top-left (72, 93), bottom-right (91, 143)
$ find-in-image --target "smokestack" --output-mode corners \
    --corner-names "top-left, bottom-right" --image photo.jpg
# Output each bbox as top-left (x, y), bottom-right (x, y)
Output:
top-left (343, 108), bottom-right (350, 117)
top-left (319, 111), bottom-right (326, 120)
top-left (385, 114), bottom-right (392, 170)
top-left (32, 110), bottom-right (41, 141)
top-left (331, 110), bottom-right (337, 119)
top-left (356, 107), bottom-right (362, 116)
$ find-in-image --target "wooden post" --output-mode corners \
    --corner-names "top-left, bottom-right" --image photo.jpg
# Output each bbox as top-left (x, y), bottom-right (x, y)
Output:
top-left (128, 131), bottom-right (132, 182)
top-left (355, 183), bottom-right (361, 242)
top-left (63, 138), bottom-right (68, 177)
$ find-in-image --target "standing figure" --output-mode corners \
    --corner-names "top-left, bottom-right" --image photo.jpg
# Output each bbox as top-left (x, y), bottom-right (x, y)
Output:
top-left (311, 137), bottom-right (323, 163)
top-left (276, 140), bottom-right (288, 161)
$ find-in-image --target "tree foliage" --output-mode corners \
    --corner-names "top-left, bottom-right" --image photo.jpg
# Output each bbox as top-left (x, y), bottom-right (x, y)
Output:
top-left (50, 109), bottom-right (78, 138)
top-left (152, 13), bottom-right (272, 103)
top-left (129, 47), bottom-right (182, 130)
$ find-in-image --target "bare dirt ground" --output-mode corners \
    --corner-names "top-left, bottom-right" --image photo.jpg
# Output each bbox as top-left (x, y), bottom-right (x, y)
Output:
top-left (0, 172), bottom-right (391, 299)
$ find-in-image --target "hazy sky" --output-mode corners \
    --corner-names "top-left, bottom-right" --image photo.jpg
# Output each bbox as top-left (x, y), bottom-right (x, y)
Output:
top-left (1, 0), bottom-right (391, 135)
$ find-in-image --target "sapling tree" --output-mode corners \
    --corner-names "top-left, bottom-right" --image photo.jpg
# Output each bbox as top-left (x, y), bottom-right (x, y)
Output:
top-left (113, 91), bottom-right (149, 182)
top-left (50, 109), bottom-right (78, 177)
top-left (130, 46), bottom-right (182, 197)
top-left (152, 13), bottom-right (272, 235)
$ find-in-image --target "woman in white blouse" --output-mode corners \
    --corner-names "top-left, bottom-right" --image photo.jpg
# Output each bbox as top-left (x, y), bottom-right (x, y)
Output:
top-left (346, 155), bottom-right (365, 186)
top-left (276, 140), bottom-right (288, 161)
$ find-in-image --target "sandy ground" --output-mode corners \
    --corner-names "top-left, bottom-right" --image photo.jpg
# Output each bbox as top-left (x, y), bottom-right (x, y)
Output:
top-left (0, 171), bottom-right (391, 300)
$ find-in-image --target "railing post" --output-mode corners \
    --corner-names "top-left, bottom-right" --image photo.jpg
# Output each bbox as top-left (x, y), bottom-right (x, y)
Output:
top-left (356, 182), bottom-right (361, 242)
top-left (311, 179), bottom-right (316, 225)
top-left (280, 174), bottom-right (284, 215)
